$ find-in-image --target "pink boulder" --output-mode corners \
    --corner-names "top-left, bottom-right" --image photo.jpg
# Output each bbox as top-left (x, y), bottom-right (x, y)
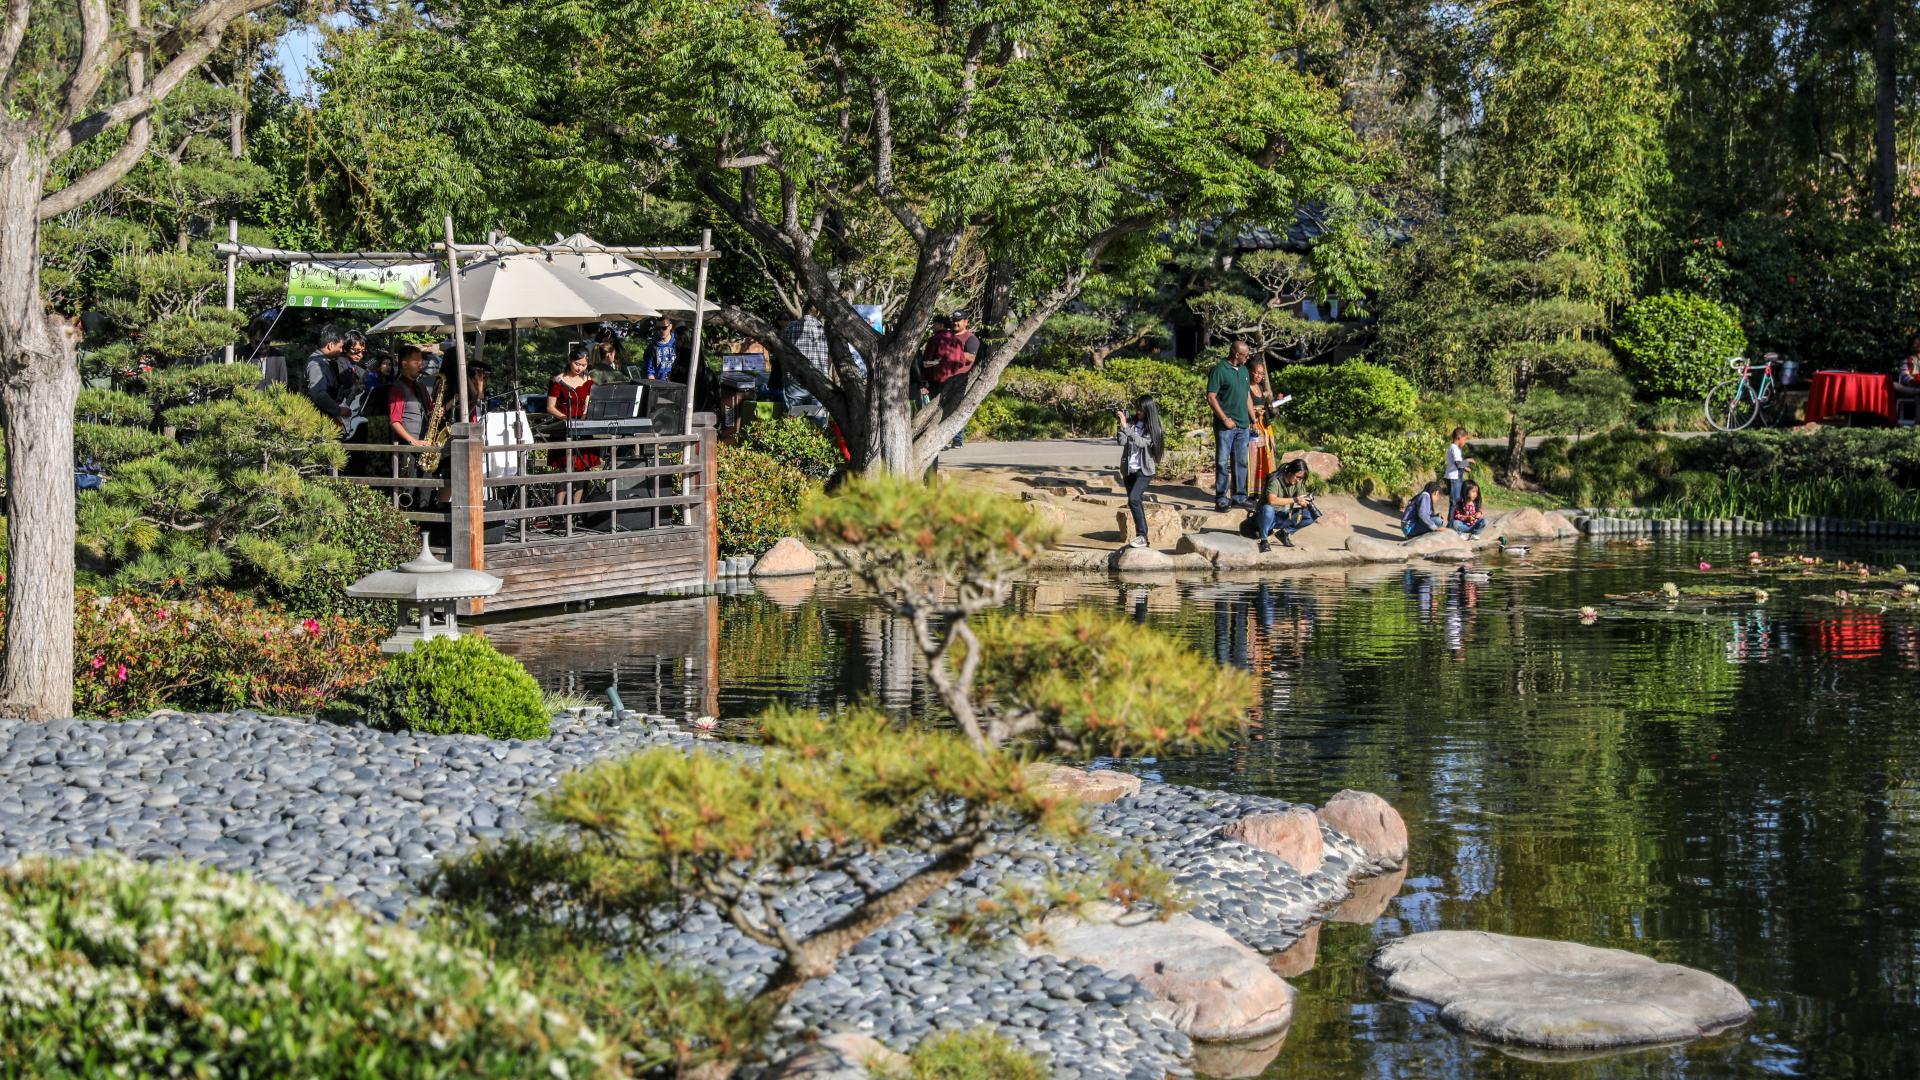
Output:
top-left (1220, 807), bottom-right (1325, 876)
top-left (1317, 789), bottom-right (1409, 869)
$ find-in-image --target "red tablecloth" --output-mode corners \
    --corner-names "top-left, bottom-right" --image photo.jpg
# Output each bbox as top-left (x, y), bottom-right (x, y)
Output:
top-left (1805, 370), bottom-right (1896, 424)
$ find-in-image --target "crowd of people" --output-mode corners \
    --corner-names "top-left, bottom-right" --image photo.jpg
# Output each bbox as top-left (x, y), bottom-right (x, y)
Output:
top-left (1111, 341), bottom-right (1499, 555)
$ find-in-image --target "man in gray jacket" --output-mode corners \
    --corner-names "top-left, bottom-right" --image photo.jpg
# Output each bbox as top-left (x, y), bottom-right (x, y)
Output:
top-left (305, 325), bottom-right (366, 436)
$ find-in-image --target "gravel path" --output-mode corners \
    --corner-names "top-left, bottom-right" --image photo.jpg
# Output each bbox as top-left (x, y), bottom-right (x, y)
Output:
top-left (0, 711), bottom-right (1385, 1079)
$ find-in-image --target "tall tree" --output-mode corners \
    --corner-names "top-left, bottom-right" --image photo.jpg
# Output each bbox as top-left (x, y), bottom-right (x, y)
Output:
top-left (447, 0), bottom-right (1374, 476)
top-left (2, 0), bottom-right (276, 719)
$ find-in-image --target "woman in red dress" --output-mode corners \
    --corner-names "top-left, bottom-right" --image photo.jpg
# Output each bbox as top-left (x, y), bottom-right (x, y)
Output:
top-left (545, 345), bottom-right (600, 503)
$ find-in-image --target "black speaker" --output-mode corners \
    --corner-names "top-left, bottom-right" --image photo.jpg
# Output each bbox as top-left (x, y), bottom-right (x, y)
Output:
top-left (580, 482), bottom-right (657, 533)
top-left (639, 379), bottom-right (687, 436)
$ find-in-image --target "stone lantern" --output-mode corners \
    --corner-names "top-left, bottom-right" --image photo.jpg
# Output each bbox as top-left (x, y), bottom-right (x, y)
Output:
top-left (346, 534), bottom-right (503, 654)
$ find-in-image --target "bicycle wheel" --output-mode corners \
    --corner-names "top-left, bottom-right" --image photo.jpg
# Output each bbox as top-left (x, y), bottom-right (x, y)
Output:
top-left (1705, 379), bottom-right (1758, 431)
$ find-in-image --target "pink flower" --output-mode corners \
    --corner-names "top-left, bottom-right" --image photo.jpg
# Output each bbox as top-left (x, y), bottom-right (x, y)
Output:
top-left (1699, 561), bottom-right (1712, 571)
top-left (114, 664), bottom-right (128, 683)
top-left (1714, 239), bottom-right (1723, 249)
top-left (302, 618), bottom-right (321, 636)
top-left (89, 654), bottom-right (105, 671)
top-left (155, 609), bottom-right (168, 622)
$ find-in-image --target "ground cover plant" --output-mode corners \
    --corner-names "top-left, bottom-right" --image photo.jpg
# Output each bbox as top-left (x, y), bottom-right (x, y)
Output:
top-left (435, 478), bottom-right (1253, 1073)
top-left (0, 855), bottom-right (622, 1079)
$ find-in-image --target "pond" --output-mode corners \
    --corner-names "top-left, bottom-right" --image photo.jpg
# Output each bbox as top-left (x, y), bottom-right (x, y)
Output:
top-left (491, 537), bottom-right (1920, 1078)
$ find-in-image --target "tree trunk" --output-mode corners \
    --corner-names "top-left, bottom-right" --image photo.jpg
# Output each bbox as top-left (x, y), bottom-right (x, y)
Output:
top-left (1872, 0), bottom-right (1898, 225)
top-left (0, 139), bottom-right (79, 721)
top-left (861, 344), bottom-right (916, 477)
top-left (1501, 414), bottom-right (1528, 487)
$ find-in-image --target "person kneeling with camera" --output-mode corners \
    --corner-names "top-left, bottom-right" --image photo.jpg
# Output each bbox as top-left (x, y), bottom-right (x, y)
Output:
top-left (1254, 457), bottom-right (1317, 552)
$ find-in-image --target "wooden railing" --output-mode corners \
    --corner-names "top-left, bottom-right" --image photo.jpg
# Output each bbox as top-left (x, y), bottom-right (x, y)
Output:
top-left (337, 415), bottom-right (719, 611)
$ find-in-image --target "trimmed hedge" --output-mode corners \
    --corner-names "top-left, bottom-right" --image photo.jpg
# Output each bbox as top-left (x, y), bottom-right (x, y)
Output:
top-left (0, 855), bottom-right (619, 1078)
top-left (1613, 291), bottom-right (1747, 399)
top-left (356, 634), bottom-right (551, 739)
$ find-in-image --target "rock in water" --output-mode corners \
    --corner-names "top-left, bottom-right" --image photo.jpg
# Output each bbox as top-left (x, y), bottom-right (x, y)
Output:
top-left (1109, 544), bottom-right (1178, 574)
top-left (1371, 931), bottom-right (1753, 1050)
top-left (1316, 789), bottom-right (1408, 869)
top-left (1027, 763), bottom-right (1142, 805)
top-left (752, 537), bottom-right (819, 577)
top-left (1220, 807), bottom-right (1325, 875)
top-left (1489, 507), bottom-right (1567, 541)
top-left (1034, 903), bottom-right (1295, 1040)
top-left (1344, 534), bottom-right (1410, 563)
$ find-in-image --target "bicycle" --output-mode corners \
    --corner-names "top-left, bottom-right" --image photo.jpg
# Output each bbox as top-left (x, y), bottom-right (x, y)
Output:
top-left (1703, 355), bottom-right (1783, 432)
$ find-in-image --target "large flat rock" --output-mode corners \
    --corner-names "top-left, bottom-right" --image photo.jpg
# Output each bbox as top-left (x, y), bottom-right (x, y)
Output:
top-left (1035, 903), bottom-right (1295, 1041)
top-left (1371, 931), bottom-right (1753, 1050)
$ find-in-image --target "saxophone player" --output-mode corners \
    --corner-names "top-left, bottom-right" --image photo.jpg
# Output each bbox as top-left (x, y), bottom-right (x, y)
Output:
top-left (385, 345), bottom-right (437, 478)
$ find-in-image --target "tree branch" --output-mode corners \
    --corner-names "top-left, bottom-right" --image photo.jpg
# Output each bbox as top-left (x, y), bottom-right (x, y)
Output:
top-left (62, 0), bottom-right (114, 126)
top-left (0, 0), bottom-right (31, 92)
top-left (51, 0), bottom-right (279, 158)
top-left (42, 0), bottom-right (150, 221)
top-left (868, 77), bottom-right (926, 244)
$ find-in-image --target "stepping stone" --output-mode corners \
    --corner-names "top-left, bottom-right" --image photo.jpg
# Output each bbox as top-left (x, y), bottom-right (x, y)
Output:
top-left (1371, 931), bottom-right (1752, 1050)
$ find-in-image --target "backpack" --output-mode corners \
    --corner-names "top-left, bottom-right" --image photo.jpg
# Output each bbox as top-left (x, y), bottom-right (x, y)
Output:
top-left (1238, 510), bottom-right (1260, 539)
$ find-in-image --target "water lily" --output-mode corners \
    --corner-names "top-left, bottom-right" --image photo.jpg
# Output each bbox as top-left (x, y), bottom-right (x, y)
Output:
top-left (692, 716), bottom-right (719, 732)
top-left (1578, 606), bottom-right (1598, 624)
top-left (1902, 584), bottom-right (1918, 597)
top-left (1698, 561), bottom-right (1712, 571)
top-left (1836, 590), bottom-right (1851, 603)
top-left (1753, 589), bottom-right (1769, 603)
top-left (1661, 582), bottom-right (1680, 599)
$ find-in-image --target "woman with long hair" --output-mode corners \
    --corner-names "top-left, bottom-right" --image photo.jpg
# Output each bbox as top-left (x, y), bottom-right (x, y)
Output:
top-left (545, 344), bottom-right (601, 505)
top-left (1115, 394), bottom-right (1166, 548)
top-left (1248, 359), bottom-right (1276, 492)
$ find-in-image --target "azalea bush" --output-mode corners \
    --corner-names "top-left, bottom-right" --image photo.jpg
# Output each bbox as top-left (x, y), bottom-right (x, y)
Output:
top-left (0, 855), bottom-right (621, 1079)
top-left (3, 588), bottom-right (384, 718)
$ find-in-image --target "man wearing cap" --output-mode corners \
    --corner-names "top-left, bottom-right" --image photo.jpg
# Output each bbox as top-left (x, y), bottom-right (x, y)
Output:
top-left (921, 309), bottom-right (980, 448)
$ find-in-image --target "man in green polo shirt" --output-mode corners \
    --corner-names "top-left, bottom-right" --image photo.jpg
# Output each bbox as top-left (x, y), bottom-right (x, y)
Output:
top-left (1207, 340), bottom-right (1255, 511)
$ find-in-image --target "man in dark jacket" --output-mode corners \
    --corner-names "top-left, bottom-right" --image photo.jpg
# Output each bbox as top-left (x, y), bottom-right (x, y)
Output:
top-left (304, 325), bottom-right (367, 436)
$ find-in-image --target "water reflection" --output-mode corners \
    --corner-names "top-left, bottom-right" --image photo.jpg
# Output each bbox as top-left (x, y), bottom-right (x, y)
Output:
top-left (503, 537), bottom-right (1920, 1078)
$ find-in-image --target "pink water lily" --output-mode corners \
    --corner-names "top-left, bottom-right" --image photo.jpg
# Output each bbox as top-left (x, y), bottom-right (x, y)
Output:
top-left (1699, 561), bottom-right (1712, 571)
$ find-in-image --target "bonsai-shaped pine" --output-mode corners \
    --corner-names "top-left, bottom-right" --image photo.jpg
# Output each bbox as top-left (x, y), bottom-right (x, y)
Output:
top-left (1186, 249), bottom-right (1343, 367)
top-left (437, 478), bottom-right (1253, 1072)
top-left (1470, 216), bottom-right (1613, 485)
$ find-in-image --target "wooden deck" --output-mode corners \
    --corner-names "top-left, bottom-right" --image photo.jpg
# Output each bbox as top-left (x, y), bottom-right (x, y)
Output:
top-left (345, 414), bottom-right (719, 614)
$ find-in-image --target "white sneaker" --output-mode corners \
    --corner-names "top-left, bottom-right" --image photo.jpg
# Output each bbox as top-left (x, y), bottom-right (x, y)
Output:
top-left (1128, 536), bottom-right (1149, 548)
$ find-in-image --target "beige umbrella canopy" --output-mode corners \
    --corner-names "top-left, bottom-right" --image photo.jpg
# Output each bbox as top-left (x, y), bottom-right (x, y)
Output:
top-left (369, 248), bottom-right (660, 333)
top-left (557, 232), bottom-right (715, 315)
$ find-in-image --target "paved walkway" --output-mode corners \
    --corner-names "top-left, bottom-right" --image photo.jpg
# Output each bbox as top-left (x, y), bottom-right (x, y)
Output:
top-left (940, 432), bottom-right (1709, 475)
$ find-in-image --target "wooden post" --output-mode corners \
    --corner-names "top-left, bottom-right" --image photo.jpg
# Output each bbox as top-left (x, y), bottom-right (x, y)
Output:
top-left (699, 593), bottom-right (720, 718)
top-left (448, 423), bottom-right (487, 609)
top-left (697, 413), bottom-right (718, 585)
top-left (443, 215), bottom-right (471, 423)
top-left (683, 228), bottom-right (711, 438)
top-left (222, 218), bottom-right (237, 363)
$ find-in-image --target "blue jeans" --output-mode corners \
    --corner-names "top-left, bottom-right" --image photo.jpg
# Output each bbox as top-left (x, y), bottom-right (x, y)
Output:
top-left (1448, 476), bottom-right (1464, 509)
top-left (1254, 503), bottom-right (1314, 538)
top-left (1214, 426), bottom-right (1250, 503)
top-left (1452, 518), bottom-right (1485, 535)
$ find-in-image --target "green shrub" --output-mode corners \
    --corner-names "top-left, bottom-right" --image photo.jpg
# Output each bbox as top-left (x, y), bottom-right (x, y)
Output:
top-left (0, 855), bottom-right (619, 1079)
top-left (881, 1030), bottom-right (1051, 1080)
top-left (1099, 357), bottom-right (1208, 434)
top-left (1272, 360), bottom-right (1418, 439)
top-left (965, 392), bottom-right (1072, 441)
top-left (971, 359), bottom-right (1206, 442)
top-left (356, 634), bottom-right (551, 738)
top-left (269, 478), bottom-right (420, 620)
top-left (1321, 429), bottom-right (1446, 498)
top-left (1613, 291), bottom-right (1747, 399)
top-left (737, 414), bottom-right (844, 480)
top-left (717, 445), bottom-right (816, 557)
top-left (1531, 430), bottom-right (1678, 507)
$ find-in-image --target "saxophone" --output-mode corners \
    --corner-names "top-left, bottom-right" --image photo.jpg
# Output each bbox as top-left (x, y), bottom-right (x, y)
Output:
top-left (418, 372), bottom-right (454, 472)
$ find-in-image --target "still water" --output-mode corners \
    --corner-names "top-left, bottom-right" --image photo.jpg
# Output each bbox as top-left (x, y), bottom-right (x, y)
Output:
top-left (493, 538), bottom-right (1920, 1079)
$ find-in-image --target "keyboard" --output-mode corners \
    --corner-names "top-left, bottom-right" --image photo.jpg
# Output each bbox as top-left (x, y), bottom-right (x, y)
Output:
top-left (564, 418), bottom-right (655, 437)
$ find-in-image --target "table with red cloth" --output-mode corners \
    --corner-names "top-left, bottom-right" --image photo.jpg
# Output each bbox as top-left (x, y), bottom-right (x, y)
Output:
top-left (1804, 370), bottom-right (1896, 424)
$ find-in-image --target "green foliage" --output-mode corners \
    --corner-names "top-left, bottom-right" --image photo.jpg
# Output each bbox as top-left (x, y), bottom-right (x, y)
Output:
top-left (1187, 250), bottom-right (1345, 364)
top-left (1321, 430), bottom-right (1448, 499)
top-left (880, 1030), bottom-right (1051, 1080)
top-left (717, 446), bottom-right (817, 558)
top-left (1530, 430), bottom-right (1680, 508)
top-left (0, 855), bottom-right (619, 1079)
top-left (801, 477), bottom-right (1055, 600)
top-left (973, 359), bottom-right (1208, 442)
top-left (1270, 361), bottom-right (1418, 439)
top-left (270, 480), bottom-right (422, 622)
top-left (356, 635), bottom-right (551, 739)
top-left (1614, 292), bottom-right (1748, 399)
top-left (975, 610), bottom-right (1252, 758)
top-left (736, 415), bottom-right (843, 480)
top-left (13, 588), bottom-right (384, 719)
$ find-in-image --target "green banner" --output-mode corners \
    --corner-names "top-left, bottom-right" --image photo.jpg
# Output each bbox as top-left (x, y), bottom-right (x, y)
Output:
top-left (286, 262), bottom-right (438, 310)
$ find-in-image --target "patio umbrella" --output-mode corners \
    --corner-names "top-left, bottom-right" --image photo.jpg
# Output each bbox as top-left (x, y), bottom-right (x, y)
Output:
top-left (369, 249), bottom-right (660, 333)
top-left (556, 232), bottom-right (715, 315)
